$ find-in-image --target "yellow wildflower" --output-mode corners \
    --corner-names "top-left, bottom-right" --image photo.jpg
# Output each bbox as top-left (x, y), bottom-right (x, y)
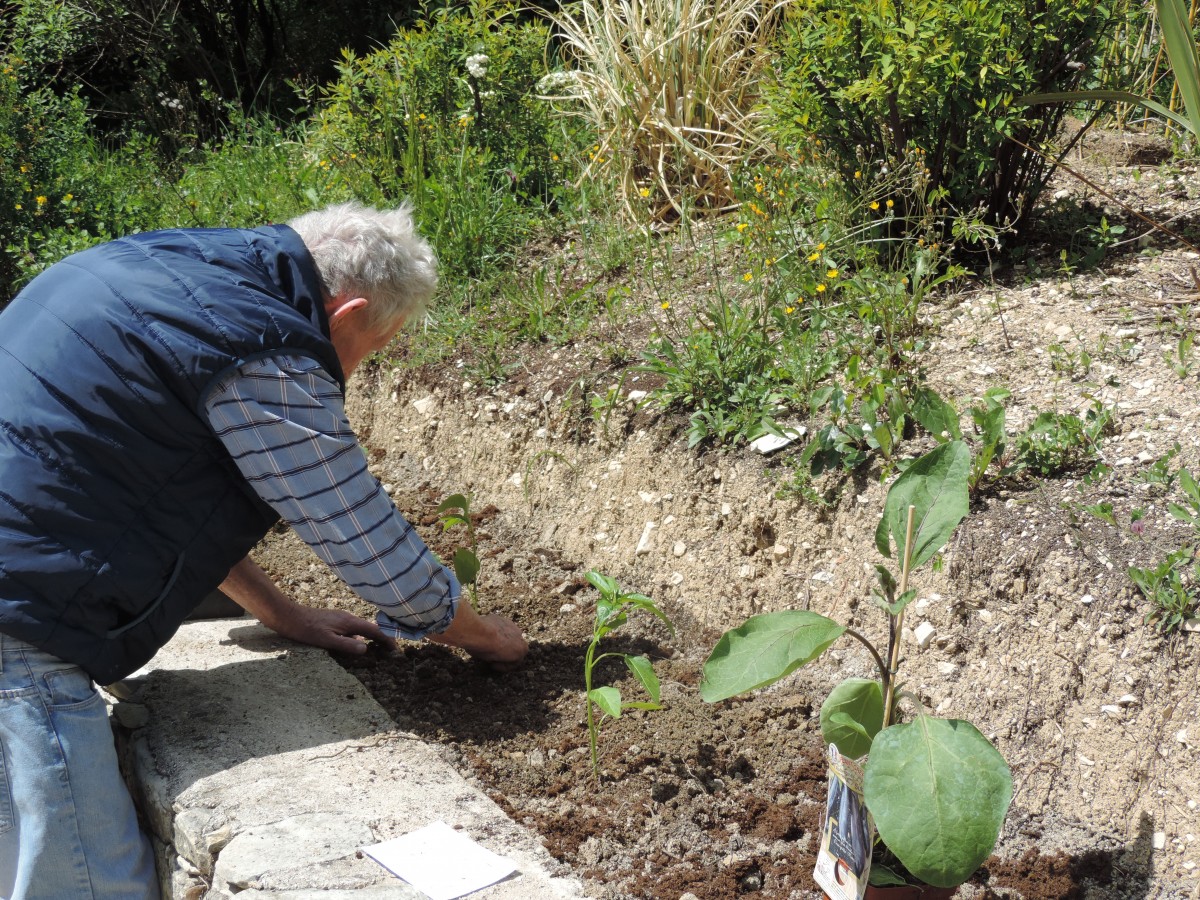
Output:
top-left (816, 283), bottom-right (826, 293)
top-left (661, 301), bottom-right (670, 310)
top-left (817, 242), bottom-right (826, 250)
top-left (826, 268), bottom-right (838, 279)
top-left (736, 223), bottom-right (749, 233)
top-left (869, 201), bottom-right (880, 211)
top-left (886, 198), bottom-right (894, 208)
top-left (36, 195), bottom-right (46, 206)
top-left (785, 306), bottom-right (795, 314)
top-left (807, 252), bottom-right (820, 262)
top-left (743, 272), bottom-right (753, 282)
top-left (640, 188), bottom-right (650, 198)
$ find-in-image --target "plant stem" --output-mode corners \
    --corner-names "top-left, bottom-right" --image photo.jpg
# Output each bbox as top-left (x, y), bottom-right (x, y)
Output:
top-left (585, 638), bottom-right (600, 782)
top-left (843, 628), bottom-right (889, 686)
top-left (882, 505), bottom-right (917, 727)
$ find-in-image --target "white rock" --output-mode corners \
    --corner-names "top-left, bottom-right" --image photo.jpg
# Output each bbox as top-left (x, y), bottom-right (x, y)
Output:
top-left (508, 472), bottom-right (523, 487)
top-left (672, 542), bottom-right (687, 557)
top-left (670, 572), bottom-right (684, 586)
top-left (770, 543), bottom-right (791, 564)
top-left (937, 662), bottom-right (958, 676)
top-left (812, 571), bottom-right (834, 584)
top-left (1100, 705), bottom-right (1123, 717)
top-left (1116, 694), bottom-right (1138, 706)
top-left (1182, 617), bottom-right (1200, 633)
top-left (914, 622), bottom-right (937, 650)
top-left (635, 521), bottom-right (658, 556)
top-left (1080, 594), bottom-right (1094, 605)
top-left (1154, 832), bottom-right (1168, 850)
top-left (411, 396), bottom-right (437, 415)
top-left (559, 603), bottom-right (577, 613)
top-left (639, 491), bottom-right (657, 504)
top-left (627, 390), bottom-right (648, 402)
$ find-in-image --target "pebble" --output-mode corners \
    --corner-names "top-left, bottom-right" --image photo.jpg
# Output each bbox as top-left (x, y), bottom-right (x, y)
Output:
top-left (411, 396), bottom-right (436, 415)
top-left (914, 622), bottom-right (937, 650)
top-left (672, 541), bottom-right (687, 557)
top-left (635, 521), bottom-right (657, 556)
top-left (1155, 832), bottom-right (1168, 850)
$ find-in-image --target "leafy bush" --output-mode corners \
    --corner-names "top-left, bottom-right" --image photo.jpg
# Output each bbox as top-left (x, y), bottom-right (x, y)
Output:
top-left (769, 0), bottom-right (1122, 231)
top-left (0, 53), bottom-right (94, 297)
top-left (307, 0), bottom-right (567, 276)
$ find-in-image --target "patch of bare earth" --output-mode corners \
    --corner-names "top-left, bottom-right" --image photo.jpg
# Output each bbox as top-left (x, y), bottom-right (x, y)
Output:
top-left (254, 124), bottom-right (1200, 900)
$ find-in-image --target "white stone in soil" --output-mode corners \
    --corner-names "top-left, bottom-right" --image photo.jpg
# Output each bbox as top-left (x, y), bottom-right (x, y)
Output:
top-left (913, 622), bottom-right (936, 650)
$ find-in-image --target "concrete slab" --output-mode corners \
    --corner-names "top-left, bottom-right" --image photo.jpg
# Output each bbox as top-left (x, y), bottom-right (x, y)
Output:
top-left (112, 620), bottom-right (587, 900)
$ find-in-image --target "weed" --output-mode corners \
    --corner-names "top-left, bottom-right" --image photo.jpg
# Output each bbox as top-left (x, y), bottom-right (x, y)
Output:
top-left (1129, 550), bottom-right (1200, 634)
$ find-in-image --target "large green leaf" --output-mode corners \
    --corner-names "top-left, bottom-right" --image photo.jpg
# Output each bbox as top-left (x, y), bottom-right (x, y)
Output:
top-left (820, 678), bottom-right (884, 759)
top-left (1157, 0), bottom-right (1200, 140)
top-left (876, 441), bottom-right (970, 569)
top-left (864, 718), bottom-right (1013, 888)
top-left (700, 610), bottom-right (845, 702)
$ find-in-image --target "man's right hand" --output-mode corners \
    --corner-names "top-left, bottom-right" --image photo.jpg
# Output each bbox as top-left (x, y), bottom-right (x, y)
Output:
top-left (427, 600), bottom-right (528, 670)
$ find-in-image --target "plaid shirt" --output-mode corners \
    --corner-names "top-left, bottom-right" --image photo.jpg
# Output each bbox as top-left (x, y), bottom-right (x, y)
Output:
top-left (204, 354), bottom-right (458, 639)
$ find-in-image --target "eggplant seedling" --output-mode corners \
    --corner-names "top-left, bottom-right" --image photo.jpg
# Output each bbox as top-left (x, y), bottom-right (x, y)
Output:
top-left (583, 570), bottom-right (673, 781)
top-left (437, 493), bottom-right (480, 608)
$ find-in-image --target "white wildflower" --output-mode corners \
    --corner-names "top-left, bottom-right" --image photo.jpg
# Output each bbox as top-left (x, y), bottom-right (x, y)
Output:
top-left (536, 70), bottom-right (581, 96)
top-left (465, 53), bottom-right (489, 79)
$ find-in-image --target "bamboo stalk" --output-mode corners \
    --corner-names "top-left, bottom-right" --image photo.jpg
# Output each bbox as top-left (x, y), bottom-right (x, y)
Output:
top-left (882, 504), bottom-right (917, 727)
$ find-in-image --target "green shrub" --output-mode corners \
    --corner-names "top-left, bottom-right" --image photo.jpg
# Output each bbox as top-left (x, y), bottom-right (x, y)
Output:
top-left (306, 0), bottom-right (569, 276)
top-left (0, 53), bottom-right (94, 297)
top-left (769, 0), bottom-right (1122, 232)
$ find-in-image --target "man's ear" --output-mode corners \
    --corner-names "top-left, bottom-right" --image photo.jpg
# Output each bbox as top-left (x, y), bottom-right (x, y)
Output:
top-left (326, 296), bottom-right (370, 331)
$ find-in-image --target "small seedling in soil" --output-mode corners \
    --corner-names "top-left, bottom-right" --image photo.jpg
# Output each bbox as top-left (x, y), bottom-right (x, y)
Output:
top-left (437, 493), bottom-right (481, 608)
top-left (583, 570), bottom-right (673, 782)
top-left (701, 441), bottom-right (1013, 891)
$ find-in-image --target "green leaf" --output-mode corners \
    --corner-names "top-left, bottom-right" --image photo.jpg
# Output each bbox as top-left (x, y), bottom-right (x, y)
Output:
top-left (880, 441), bottom-right (970, 569)
top-left (624, 654), bottom-right (662, 704)
top-left (437, 493), bottom-right (470, 514)
top-left (585, 570), bottom-right (618, 598)
top-left (700, 610), bottom-right (846, 702)
top-left (820, 678), bottom-right (884, 759)
top-left (910, 387), bottom-right (962, 441)
top-left (588, 686), bottom-right (622, 719)
top-left (1156, 0), bottom-right (1200, 139)
top-left (452, 548), bottom-right (479, 587)
top-left (864, 718), bottom-right (1013, 888)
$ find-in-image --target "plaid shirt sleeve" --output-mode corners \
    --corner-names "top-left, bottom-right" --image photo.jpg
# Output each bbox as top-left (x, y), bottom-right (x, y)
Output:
top-left (203, 353), bottom-right (458, 640)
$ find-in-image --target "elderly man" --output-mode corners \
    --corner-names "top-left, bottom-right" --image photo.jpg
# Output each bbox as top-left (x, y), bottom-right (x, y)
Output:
top-left (0, 201), bottom-right (527, 899)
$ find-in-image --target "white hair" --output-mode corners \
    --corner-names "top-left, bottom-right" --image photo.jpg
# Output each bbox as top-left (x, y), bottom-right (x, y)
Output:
top-left (287, 201), bottom-right (438, 331)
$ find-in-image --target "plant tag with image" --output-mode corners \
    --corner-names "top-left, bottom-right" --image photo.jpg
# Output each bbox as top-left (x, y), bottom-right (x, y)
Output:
top-left (814, 744), bottom-right (874, 900)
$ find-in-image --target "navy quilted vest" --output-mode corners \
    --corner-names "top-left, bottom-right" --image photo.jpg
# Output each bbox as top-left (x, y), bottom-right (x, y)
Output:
top-left (0, 224), bottom-right (343, 682)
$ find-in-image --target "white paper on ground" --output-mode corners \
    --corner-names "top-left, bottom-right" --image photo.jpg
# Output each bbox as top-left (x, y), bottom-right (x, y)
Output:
top-left (362, 820), bottom-right (518, 900)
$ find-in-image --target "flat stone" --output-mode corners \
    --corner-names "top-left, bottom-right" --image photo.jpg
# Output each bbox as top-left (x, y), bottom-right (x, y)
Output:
top-left (213, 813), bottom-right (374, 889)
top-left (411, 396), bottom-right (436, 416)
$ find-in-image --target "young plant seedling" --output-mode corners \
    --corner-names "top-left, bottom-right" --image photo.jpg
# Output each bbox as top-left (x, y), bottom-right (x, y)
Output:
top-left (583, 570), bottom-right (674, 782)
top-left (700, 442), bottom-right (1012, 890)
top-left (437, 493), bottom-right (481, 608)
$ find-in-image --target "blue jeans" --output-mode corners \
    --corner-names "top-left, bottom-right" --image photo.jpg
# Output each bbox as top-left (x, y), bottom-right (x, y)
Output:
top-left (0, 634), bottom-right (158, 900)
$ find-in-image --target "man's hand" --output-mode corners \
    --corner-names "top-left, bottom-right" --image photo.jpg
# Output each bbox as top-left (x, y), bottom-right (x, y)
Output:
top-left (427, 600), bottom-right (528, 670)
top-left (271, 605), bottom-right (396, 656)
top-left (219, 556), bottom-right (395, 655)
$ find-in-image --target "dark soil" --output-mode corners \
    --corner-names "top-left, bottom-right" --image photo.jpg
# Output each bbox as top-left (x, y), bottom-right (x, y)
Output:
top-left (327, 490), bottom-right (1145, 900)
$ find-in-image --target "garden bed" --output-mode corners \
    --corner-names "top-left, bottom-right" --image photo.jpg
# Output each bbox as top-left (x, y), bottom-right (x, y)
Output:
top-left (254, 126), bottom-right (1200, 900)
